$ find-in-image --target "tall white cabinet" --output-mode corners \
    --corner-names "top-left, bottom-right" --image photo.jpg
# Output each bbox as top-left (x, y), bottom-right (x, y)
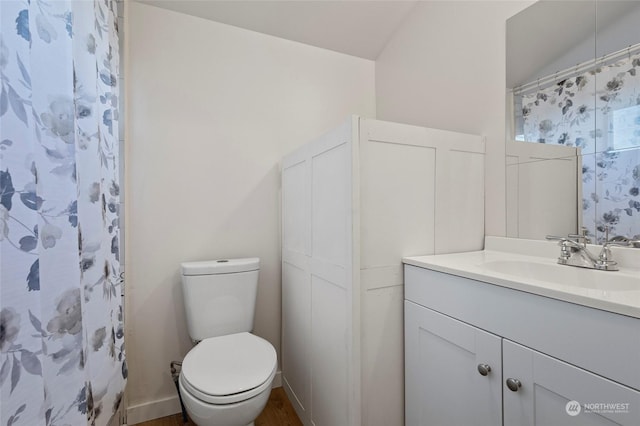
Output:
top-left (281, 116), bottom-right (484, 426)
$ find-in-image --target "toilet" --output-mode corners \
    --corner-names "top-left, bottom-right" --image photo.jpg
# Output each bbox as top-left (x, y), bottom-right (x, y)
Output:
top-left (178, 258), bottom-right (277, 426)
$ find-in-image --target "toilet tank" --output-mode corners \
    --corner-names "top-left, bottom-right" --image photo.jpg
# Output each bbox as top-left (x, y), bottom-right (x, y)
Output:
top-left (181, 258), bottom-right (259, 341)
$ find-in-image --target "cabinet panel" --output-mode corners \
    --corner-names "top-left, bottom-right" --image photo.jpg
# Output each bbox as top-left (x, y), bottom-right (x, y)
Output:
top-left (361, 285), bottom-right (404, 426)
top-left (434, 149), bottom-right (485, 254)
top-left (311, 276), bottom-right (349, 426)
top-left (311, 142), bottom-right (349, 269)
top-left (282, 261), bottom-right (310, 414)
top-left (504, 340), bottom-right (640, 426)
top-left (360, 139), bottom-right (436, 268)
top-left (405, 301), bottom-right (502, 426)
top-left (282, 159), bottom-right (309, 255)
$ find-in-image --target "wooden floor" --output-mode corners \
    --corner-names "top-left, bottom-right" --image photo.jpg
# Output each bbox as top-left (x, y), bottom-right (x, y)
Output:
top-left (134, 387), bottom-right (302, 426)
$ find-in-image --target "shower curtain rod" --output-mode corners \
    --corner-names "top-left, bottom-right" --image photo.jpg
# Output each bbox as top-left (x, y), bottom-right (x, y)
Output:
top-left (512, 41), bottom-right (640, 96)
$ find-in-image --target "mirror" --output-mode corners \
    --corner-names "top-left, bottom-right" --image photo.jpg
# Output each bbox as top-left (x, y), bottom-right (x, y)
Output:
top-left (506, 0), bottom-right (640, 243)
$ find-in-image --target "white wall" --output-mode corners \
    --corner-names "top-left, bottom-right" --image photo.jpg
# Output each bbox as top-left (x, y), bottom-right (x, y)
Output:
top-left (375, 1), bottom-right (533, 239)
top-left (124, 2), bottom-right (375, 423)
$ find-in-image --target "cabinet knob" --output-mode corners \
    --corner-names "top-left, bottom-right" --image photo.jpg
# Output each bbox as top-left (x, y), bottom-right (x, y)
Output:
top-left (506, 378), bottom-right (522, 392)
top-left (477, 364), bottom-right (491, 376)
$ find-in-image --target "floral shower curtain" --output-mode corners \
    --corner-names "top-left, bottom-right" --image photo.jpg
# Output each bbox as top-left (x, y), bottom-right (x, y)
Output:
top-left (520, 51), bottom-right (640, 241)
top-left (0, 1), bottom-right (125, 425)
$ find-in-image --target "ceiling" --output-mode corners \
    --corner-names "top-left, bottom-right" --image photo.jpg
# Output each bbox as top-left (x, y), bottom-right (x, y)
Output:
top-left (136, 0), bottom-right (418, 60)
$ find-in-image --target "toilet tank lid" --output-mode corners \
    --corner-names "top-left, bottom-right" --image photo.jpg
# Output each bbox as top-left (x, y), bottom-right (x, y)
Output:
top-left (181, 258), bottom-right (259, 276)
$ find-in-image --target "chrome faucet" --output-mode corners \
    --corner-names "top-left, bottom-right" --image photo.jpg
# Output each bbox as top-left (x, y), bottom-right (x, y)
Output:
top-left (546, 227), bottom-right (632, 271)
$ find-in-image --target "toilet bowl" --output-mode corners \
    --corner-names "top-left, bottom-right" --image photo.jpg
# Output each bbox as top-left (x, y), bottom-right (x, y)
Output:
top-left (179, 332), bottom-right (277, 426)
top-left (179, 258), bottom-right (277, 426)
top-left (179, 377), bottom-right (273, 426)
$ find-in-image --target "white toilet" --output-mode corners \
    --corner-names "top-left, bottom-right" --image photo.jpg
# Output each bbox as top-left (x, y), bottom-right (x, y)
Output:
top-left (179, 258), bottom-right (277, 426)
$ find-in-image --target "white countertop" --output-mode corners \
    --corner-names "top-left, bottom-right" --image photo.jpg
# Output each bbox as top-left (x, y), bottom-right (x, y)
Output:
top-left (403, 237), bottom-right (640, 319)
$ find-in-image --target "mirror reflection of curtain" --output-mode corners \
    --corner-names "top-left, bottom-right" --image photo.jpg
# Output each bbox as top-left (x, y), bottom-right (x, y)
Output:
top-left (0, 1), bottom-right (125, 425)
top-left (517, 50), bottom-right (640, 241)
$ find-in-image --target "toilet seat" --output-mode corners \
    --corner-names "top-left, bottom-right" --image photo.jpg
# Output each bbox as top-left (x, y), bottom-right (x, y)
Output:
top-left (180, 332), bottom-right (277, 405)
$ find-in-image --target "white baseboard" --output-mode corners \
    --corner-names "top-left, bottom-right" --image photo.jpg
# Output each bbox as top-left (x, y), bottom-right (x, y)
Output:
top-left (272, 370), bottom-right (282, 388)
top-left (126, 394), bottom-right (182, 425)
top-left (126, 371), bottom-right (282, 425)
top-left (282, 375), bottom-right (307, 424)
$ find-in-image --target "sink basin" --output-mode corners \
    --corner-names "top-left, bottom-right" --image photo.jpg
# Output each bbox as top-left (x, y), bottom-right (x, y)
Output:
top-left (482, 260), bottom-right (639, 292)
top-left (403, 237), bottom-right (640, 318)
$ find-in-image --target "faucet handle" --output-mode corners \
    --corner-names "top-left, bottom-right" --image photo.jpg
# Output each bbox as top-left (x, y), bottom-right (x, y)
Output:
top-left (568, 227), bottom-right (591, 245)
top-left (545, 235), bottom-right (577, 243)
top-left (545, 235), bottom-right (575, 262)
top-left (600, 226), bottom-right (630, 248)
top-left (596, 246), bottom-right (619, 270)
top-left (603, 225), bottom-right (611, 245)
top-left (596, 226), bottom-right (625, 271)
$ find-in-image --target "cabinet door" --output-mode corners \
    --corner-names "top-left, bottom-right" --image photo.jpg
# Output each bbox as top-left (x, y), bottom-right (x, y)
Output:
top-left (282, 118), bottom-right (355, 426)
top-left (282, 153), bottom-right (311, 423)
top-left (504, 340), bottom-right (640, 426)
top-left (405, 301), bottom-right (502, 426)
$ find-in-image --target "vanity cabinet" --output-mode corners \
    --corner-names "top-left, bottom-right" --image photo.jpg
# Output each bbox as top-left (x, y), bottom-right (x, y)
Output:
top-left (405, 265), bottom-right (640, 426)
top-left (503, 340), bottom-right (640, 426)
top-left (404, 301), bottom-right (502, 426)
